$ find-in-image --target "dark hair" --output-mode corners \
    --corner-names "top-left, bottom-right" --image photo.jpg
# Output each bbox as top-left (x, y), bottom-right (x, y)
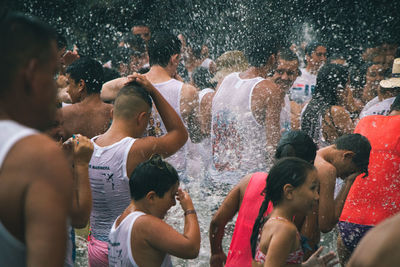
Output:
top-left (389, 94), bottom-right (400, 113)
top-left (244, 34), bottom-right (279, 67)
top-left (275, 131), bottom-right (317, 163)
top-left (0, 12), bottom-right (56, 94)
top-left (112, 46), bottom-right (133, 66)
top-left (250, 157), bottom-right (315, 258)
top-left (129, 154), bottom-right (179, 200)
top-left (278, 48), bottom-right (299, 63)
top-left (301, 64), bottom-right (349, 142)
top-left (66, 57), bottom-right (104, 94)
top-left (56, 31), bottom-right (67, 50)
top-left (124, 33), bottom-right (146, 53)
top-left (148, 31), bottom-right (181, 67)
top-left (103, 67), bottom-right (120, 83)
top-left (192, 67), bottom-right (214, 89)
top-left (305, 41), bottom-right (326, 57)
top-left (334, 134), bottom-right (371, 176)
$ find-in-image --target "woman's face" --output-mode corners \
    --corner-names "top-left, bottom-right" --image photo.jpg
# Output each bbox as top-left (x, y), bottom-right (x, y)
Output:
top-left (153, 182), bottom-right (179, 219)
top-left (293, 169), bottom-right (319, 213)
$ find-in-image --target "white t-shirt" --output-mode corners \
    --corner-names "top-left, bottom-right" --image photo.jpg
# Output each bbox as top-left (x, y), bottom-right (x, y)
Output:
top-left (359, 96), bottom-right (396, 119)
top-left (289, 68), bottom-right (317, 104)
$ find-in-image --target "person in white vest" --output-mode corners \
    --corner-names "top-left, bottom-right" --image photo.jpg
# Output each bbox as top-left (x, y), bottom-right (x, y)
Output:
top-left (210, 33), bottom-right (282, 185)
top-left (144, 31), bottom-right (203, 174)
top-left (0, 13), bottom-right (73, 266)
top-left (87, 73), bottom-right (188, 266)
top-left (359, 58), bottom-right (400, 119)
top-left (108, 155), bottom-right (200, 267)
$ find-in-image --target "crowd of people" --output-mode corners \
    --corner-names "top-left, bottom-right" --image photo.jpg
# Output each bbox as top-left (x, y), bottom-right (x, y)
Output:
top-left (0, 11), bottom-right (399, 267)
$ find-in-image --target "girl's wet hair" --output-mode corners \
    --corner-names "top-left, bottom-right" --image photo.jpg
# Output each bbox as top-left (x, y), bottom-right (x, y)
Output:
top-left (129, 154), bottom-right (179, 200)
top-left (250, 157), bottom-right (315, 258)
top-left (275, 130), bottom-right (317, 163)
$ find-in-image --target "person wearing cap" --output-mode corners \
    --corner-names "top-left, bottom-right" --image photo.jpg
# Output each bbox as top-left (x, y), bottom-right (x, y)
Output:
top-left (300, 134), bottom-right (371, 255)
top-left (359, 58), bottom-right (400, 119)
top-left (337, 94), bottom-right (400, 266)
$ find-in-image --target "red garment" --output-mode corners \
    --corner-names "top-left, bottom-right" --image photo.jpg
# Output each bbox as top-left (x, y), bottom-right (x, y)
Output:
top-left (340, 115), bottom-right (400, 225)
top-left (225, 172), bottom-right (273, 267)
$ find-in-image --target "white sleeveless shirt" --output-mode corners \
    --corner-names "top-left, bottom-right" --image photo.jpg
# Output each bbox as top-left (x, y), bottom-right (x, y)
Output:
top-left (89, 136), bottom-right (136, 241)
top-left (0, 120), bottom-right (37, 266)
top-left (108, 211), bottom-right (172, 267)
top-left (359, 96), bottom-right (396, 119)
top-left (211, 73), bottom-right (269, 184)
top-left (149, 79), bottom-right (188, 172)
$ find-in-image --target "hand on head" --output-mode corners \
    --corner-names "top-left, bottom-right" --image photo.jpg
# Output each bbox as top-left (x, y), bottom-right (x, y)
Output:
top-left (126, 72), bottom-right (156, 93)
top-left (176, 188), bottom-right (194, 212)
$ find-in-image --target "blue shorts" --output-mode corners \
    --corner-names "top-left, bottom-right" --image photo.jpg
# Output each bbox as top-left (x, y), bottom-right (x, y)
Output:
top-left (338, 221), bottom-right (373, 253)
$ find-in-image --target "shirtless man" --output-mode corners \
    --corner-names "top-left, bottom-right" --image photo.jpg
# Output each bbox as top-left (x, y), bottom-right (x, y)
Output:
top-left (87, 73), bottom-right (188, 266)
top-left (301, 134), bottom-right (371, 253)
top-left (0, 13), bottom-right (72, 266)
top-left (62, 57), bottom-right (113, 139)
top-left (211, 34), bottom-right (282, 184)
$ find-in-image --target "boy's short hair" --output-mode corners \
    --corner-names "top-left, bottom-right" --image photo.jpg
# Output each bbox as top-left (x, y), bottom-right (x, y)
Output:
top-left (334, 134), bottom-right (371, 176)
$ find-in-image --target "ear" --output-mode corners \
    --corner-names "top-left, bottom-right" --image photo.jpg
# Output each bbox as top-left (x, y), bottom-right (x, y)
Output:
top-left (145, 191), bottom-right (157, 202)
top-left (283, 184), bottom-right (295, 200)
top-left (170, 54), bottom-right (180, 65)
top-left (23, 59), bottom-right (39, 95)
top-left (78, 79), bottom-right (85, 93)
top-left (343, 150), bottom-right (355, 161)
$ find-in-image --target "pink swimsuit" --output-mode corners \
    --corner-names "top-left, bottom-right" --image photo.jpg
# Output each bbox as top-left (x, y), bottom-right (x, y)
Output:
top-left (254, 217), bottom-right (304, 265)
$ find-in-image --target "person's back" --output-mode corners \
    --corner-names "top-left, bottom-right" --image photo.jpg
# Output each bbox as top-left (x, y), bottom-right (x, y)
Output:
top-left (210, 34), bottom-right (282, 185)
top-left (87, 74), bottom-right (188, 266)
top-left (0, 13), bottom-right (73, 266)
top-left (211, 72), bottom-right (268, 183)
top-left (62, 57), bottom-right (112, 139)
top-left (144, 32), bottom-right (202, 173)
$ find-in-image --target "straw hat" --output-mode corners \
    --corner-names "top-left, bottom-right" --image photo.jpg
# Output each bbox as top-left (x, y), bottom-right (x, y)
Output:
top-left (380, 58), bottom-right (400, 88)
top-left (210, 50), bottom-right (249, 83)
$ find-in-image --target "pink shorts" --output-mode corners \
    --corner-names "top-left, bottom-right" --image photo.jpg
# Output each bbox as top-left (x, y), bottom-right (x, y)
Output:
top-left (88, 235), bottom-right (109, 267)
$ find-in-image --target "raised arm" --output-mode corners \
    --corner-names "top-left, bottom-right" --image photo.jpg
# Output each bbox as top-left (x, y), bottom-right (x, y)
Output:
top-left (127, 74), bottom-right (188, 174)
top-left (139, 188), bottom-right (200, 259)
top-left (64, 134), bottom-right (94, 229)
top-left (100, 77), bottom-right (129, 102)
top-left (181, 84), bottom-right (203, 143)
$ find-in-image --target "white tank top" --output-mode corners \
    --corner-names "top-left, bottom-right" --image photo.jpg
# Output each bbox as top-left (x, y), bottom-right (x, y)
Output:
top-left (108, 211), bottom-right (172, 267)
top-left (211, 72), bottom-right (268, 184)
top-left (200, 58), bottom-right (214, 69)
top-left (0, 120), bottom-right (37, 266)
top-left (359, 96), bottom-right (395, 119)
top-left (149, 79), bottom-right (187, 172)
top-left (89, 136), bottom-right (136, 241)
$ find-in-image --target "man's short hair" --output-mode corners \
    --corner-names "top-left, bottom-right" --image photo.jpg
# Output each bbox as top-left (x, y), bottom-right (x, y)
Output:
top-left (114, 81), bottom-right (152, 119)
top-left (244, 34), bottom-right (279, 67)
top-left (66, 57), bottom-right (104, 94)
top-left (0, 12), bottom-right (56, 94)
top-left (334, 134), bottom-right (371, 176)
top-left (147, 32), bottom-right (181, 67)
top-left (278, 48), bottom-right (299, 63)
top-left (305, 41), bottom-right (326, 57)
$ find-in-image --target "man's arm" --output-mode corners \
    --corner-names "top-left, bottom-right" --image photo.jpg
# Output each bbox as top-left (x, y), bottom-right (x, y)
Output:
top-left (181, 84), bottom-right (203, 143)
top-left (262, 81), bottom-right (284, 153)
top-left (126, 74), bottom-right (188, 175)
top-left (100, 77), bottom-right (129, 102)
top-left (17, 135), bottom-right (73, 266)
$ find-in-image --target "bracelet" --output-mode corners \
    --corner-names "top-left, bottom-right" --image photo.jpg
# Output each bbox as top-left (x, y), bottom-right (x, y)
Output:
top-left (184, 209), bottom-right (196, 216)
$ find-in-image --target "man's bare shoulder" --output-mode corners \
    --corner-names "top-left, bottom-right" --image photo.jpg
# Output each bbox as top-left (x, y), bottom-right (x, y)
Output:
top-left (181, 83), bottom-right (198, 100)
top-left (255, 79), bottom-right (280, 93)
top-left (314, 154), bottom-right (337, 179)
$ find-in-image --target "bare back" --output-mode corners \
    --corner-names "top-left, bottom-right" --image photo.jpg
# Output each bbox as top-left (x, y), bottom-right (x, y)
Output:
top-left (62, 100), bottom-right (112, 139)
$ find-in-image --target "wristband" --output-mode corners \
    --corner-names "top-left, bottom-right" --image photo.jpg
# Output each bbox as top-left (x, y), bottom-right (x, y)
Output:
top-left (184, 209), bottom-right (196, 216)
